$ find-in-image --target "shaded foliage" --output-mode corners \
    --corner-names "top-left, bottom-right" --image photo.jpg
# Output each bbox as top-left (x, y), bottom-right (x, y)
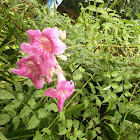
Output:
top-left (0, 0), bottom-right (140, 140)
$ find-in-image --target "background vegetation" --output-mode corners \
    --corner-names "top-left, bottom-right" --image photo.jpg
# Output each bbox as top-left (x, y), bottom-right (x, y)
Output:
top-left (0, 0), bottom-right (140, 139)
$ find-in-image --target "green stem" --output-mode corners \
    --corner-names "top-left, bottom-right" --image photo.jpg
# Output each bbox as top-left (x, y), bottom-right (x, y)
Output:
top-left (118, 84), bottom-right (137, 140)
top-left (123, 85), bottom-right (137, 123)
top-left (66, 44), bottom-right (138, 50)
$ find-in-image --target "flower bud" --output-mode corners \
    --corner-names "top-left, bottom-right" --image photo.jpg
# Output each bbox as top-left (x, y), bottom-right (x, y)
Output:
top-left (57, 55), bottom-right (67, 61)
top-left (58, 30), bottom-right (66, 41)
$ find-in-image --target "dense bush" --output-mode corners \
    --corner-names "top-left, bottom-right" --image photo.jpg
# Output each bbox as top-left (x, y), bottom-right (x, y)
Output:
top-left (0, 0), bottom-right (140, 140)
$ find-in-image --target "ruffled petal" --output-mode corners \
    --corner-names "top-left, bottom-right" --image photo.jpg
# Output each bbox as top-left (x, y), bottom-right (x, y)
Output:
top-left (21, 42), bottom-right (34, 56)
top-left (12, 56), bottom-right (44, 89)
top-left (57, 97), bottom-right (65, 112)
top-left (57, 80), bottom-right (75, 99)
top-left (11, 68), bottom-right (30, 77)
top-left (44, 88), bottom-right (58, 98)
top-left (27, 29), bottom-right (41, 45)
top-left (57, 81), bottom-right (70, 90)
top-left (42, 27), bottom-right (66, 55)
top-left (42, 27), bottom-right (59, 39)
top-left (41, 53), bottom-right (56, 68)
top-left (30, 74), bottom-right (44, 89)
top-left (51, 39), bottom-right (66, 55)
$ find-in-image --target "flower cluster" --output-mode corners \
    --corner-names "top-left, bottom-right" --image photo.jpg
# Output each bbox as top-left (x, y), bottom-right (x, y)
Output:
top-left (12, 27), bottom-right (74, 112)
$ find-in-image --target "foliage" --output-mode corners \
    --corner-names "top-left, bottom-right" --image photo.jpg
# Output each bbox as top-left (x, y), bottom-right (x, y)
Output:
top-left (0, 0), bottom-right (140, 140)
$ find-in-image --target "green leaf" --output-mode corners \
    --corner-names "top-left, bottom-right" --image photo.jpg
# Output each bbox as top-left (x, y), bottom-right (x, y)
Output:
top-left (88, 82), bottom-right (96, 94)
top-left (107, 101), bottom-right (115, 112)
top-left (12, 117), bottom-right (20, 131)
top-left (102, 85), bottom-right (111, 90)
top-left (86, 5), bottom-right (96, 11)
top-left (112, 83), bottom-right (119, 89)
top-left (83, 99), bottom-right (89, 108)
top-left (5, 83), bottom-right (13, 92)
top-left (97, 7), bottom-right (108, 15)
top-left (91, 130), bottom-right (97, 139)
top-left (0, 114), bottom-right (11, 125)
top-left (17, 93), bottom-right (24, 101)
top-left (0, 89), bottom-right (15, 100)
top-left (124, 91), bottom-right (131, 97)
top-left (111, 71), bottom-right (119, 77)
top-left (104, 72), bottom-right (111, 78)
top-left (74, 130), bottom-right (84, 138)
top-left (38, 108), bottom-right (48, 118)
top-left (67, 119), bottom-right (73, 131)
top-left (14, 83), bottom-right (23, 92)
top-left (28, 97), bottom-right (36, 109)
top-left (95, 96), bottom-right (101, 107)
top-left (20, 106), bottom-right (32, 118)
top-left (87, 120), bottom-right (94, 129)
top-left (114, 85), bottom-right (123, 93)
top-left (0, 132), bottom-right (8, 140)
top-left (93, 117), bottom-right (100, 125)
top-left (124, 82), bottom-right (133, 89)
top-left (58, 128), bottom-right (67, 135)
top-left (105, 123), bottom-right (120, 135)
top-left (95, 127), bottom-right (101, 134)
top-left (65, 103), bottom-right (95, 117)
top-left (96, 0), bottom-right (104, 3)
top-left (42, 128), bottom-right (51, 135)
top-left (27, 115), bottom-right (40, 129)
top-left (113, 75), bottom-right (123, 82)
top-left (45, 103), bottom-right (58, 112)
top-left (33, 131), bottom-right (42, 140)
top-left (103, 123), bottom-right (118, 140)
top-left (23, 79), bottom-right (34, 87)
top-left (73, 70), bottom-right (83, 80)
top-left (73, 120), bottom-right (79, 130)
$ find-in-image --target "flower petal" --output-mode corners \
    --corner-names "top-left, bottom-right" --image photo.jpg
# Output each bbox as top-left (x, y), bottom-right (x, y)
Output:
top-left (30, 74), bottom-right (44, 89)
top-left (21, 43), bottom-right (35, 56)
top-left (57, 74), bottom-right (66, 83)
top-left (27, 29), bottom-right (41, 45)
top-left (56, 80), bottom-right (75, 100)
top-left (44, 88), bottom-right (58, 98)
top-left (42, 27), bottom-right (66, 55)
top-left (12, 56), bottom-right (44, 88)
top-left (45, 67), bottom-right (55, 83)
top-left (42, 27), bottom-right (59, 39)
top-left (51, 39), bottom-right (66, 55)
top-left (11, 68), bottom-right (30, 77)
top-left (57, 97), bottom-right (65, 112)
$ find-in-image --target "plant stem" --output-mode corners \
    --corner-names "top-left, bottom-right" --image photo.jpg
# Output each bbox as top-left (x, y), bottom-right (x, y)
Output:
top-left (66, 44), bottom-right (138, 50)
top-left (123, 85), bottom-right (137, 123)
top-left (118, 84), bottom-right (137, 140)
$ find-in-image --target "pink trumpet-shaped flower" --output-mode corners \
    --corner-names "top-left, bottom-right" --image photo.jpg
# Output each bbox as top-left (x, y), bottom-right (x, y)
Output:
top-left (44, 61), bottom-right (65, 84)
top-left (21, 27), bottom-right (66, 68)
top-left (44, 80), bottom-right (74, 112)
top-left (11, 56), bottom-right (45, 89)
top-left (45, 67), bottom-right (55, 83)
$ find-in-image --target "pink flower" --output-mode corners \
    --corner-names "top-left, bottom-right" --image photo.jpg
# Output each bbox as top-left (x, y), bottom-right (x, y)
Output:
top-left (44, 80), bottom-right (75, 112)
top-left (45, 61), bottom-right (65, 83)
top-left (45, 67), bottom-right (55, 83)
top-left (11, 56), bottom-right (45, 89)
top-left (21, 27), bottom-right (66, 68)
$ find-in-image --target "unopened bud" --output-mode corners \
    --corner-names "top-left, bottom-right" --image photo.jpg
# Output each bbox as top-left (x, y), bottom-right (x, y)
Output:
top-left (57, 55), bottom-right (67, 61)
top-left (59, 30), bottom-right (66, 41)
